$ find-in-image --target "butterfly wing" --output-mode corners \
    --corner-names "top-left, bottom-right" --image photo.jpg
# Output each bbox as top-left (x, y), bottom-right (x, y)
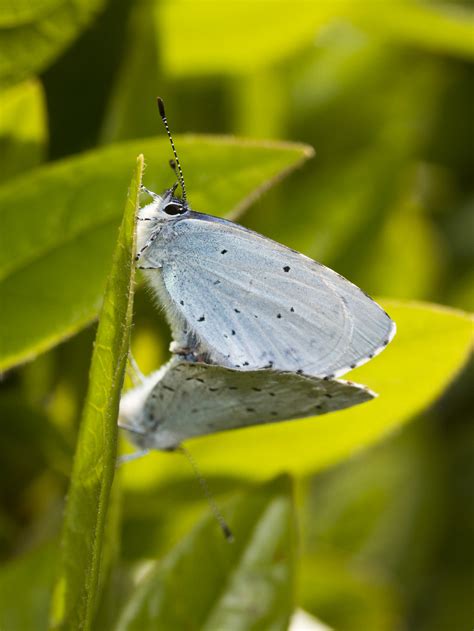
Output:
top-left (144, 213), bottom-right (395, 378)
top-left (129, 359), bottom-right (374, 450)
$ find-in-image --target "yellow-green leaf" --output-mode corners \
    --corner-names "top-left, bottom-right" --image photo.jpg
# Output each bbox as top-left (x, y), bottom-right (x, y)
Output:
top-left (49, 155), bottom-right (142, 630)
top-left (0, 0), bottom-right (106, 89)
top-left (122, 301), bottom-right (472, 488)
top-left (116, 476), bottom-right (296, 631)
top-left (158, 0), bottom-right (474, 78)
top-left (0, 543), bottom-right (57, 631)
top-left (0, 78), bottom-right (47, 182)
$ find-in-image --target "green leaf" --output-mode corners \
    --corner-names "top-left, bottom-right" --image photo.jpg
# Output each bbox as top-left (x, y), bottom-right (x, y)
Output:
top-left (158, 1), bottom-right (340, 75)
top-left (115, 475), bottom-right (296, 631)
top-left (100, 1), bottom-right (161, 144)
top-left (0, 543), bottom-right (57, 631)
top-left (122, 301), bottom-right (473, 488)
top-left (0, 1), bottom-right (65, 27)
top-left (296, 419), bottom-right (442, 631)
top-left (92, 477), bottom-right (124, 631)
top-left (0, 392), bottom-right (71, 531)
top-left (299, 553), bottom-right (398, 631)
top-left (359, 193), bottom-right (442, 301)
top-left (158, 0), bottom-right (474, 77)
top-left (0, 78), bottom-right (47, 182)
top-left (0, 0), bottom-right (107, 89)
top-left (49, 155), bottom-right (142, 630)
top-left (0, 136), bottom-right (313, 371)
top-left (353, 1), bottom-right (474, 61)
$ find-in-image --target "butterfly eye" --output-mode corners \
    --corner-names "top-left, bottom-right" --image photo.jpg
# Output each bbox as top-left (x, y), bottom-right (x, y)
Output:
top-left (163, 203), bottom-right (185, 216)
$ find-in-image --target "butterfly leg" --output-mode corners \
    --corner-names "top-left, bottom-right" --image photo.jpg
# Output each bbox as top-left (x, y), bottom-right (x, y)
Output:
top-left (169, 341), bottom-right (209, 363)
top-left (169, 340), bottom-right (193, 355)
top-left (127, 350), bottom-right (145, 386)
top-left (135, 230), bottom-right (161, 262)
top-left (116, 449), bottom-right (150, 466)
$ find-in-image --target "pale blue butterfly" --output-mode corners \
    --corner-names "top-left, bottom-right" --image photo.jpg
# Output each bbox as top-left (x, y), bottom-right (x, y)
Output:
top-left (136, 98), bottom-right (396, 380)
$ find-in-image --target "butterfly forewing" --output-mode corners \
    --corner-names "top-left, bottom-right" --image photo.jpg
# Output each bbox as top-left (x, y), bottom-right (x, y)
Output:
top-left (146, 213), bottom-right (395, 378)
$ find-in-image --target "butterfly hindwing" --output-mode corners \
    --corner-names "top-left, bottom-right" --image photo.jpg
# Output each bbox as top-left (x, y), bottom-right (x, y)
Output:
top-left (119, 358), bottom-right (375, 450)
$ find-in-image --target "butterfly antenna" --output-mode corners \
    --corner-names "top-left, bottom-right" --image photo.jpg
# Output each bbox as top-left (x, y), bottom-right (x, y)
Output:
top-left (178, 445), bottom-right (234, 543)
top-left (169, 159), bottom-right (179, 181)
top-left (157, 97), bottom-right (187, 204)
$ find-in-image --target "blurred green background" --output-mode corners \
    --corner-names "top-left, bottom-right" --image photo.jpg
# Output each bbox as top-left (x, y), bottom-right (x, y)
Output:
top-left (0, 1), bottom-right (473, 630)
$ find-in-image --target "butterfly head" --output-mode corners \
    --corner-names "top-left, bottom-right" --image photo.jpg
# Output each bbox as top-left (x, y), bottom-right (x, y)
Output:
top-left (160, 182), bottom-right (189, 216)
top-left (139, 183), bottom-right (189, 220)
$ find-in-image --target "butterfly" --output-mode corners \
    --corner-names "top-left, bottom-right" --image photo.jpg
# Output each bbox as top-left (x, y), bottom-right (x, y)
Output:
top-left (119, 357), bottom-right (375, 451)
top-left (135, 99), bottom-right (396, 380)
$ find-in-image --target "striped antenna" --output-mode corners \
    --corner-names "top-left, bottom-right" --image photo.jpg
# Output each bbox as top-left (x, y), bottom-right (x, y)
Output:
top-left (157, 97), bottom-right (187, 204)
top-left (179, 445), bottom-right (234, 543)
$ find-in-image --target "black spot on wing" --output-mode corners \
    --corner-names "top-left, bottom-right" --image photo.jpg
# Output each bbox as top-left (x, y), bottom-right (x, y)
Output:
top-left (283, 266), bottom-right (290, 272)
